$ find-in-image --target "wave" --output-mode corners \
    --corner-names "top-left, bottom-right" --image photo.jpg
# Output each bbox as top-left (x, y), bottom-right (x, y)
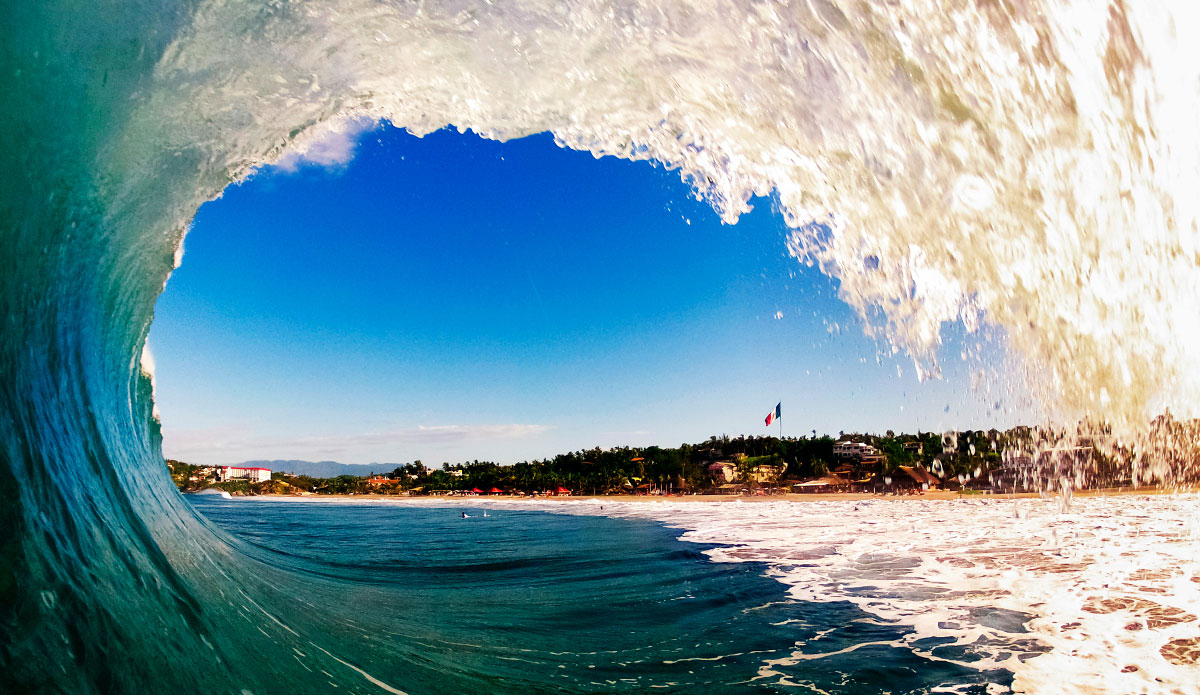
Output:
top-left (3, 0), bottom-right (1199, 692)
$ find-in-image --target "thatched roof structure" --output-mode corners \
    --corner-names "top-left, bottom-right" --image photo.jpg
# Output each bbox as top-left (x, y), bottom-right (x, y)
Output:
top-left (898, 465), bottom-right (940, 487)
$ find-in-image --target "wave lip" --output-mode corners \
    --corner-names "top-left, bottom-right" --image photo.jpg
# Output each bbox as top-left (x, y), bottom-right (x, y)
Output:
top-left (147, 0), bottom-right (1200, 457)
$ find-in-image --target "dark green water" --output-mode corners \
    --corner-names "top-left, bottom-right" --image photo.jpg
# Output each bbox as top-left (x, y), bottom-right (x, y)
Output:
top-left (189, 497), bottom-right (1010, 694)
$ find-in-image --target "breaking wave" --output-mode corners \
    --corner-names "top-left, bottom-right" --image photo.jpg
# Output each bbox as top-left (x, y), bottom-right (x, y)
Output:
top-left (3, 1), bottom-right (1199, 692)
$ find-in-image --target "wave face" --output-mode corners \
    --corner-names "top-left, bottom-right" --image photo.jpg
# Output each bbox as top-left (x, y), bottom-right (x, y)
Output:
top-left (2, 0), bottom-right (1199, 692)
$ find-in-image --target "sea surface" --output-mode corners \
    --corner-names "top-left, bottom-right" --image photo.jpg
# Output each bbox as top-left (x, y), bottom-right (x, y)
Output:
top-left (189, 496), bottom-right (1012, 694)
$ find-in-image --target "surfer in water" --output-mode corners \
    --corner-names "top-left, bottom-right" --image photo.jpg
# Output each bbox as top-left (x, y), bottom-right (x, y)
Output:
top-left (461, 511), bottom-right (469, 519)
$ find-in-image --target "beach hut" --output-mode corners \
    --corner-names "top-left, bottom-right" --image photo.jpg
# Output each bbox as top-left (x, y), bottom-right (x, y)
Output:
top-left (792, 474), bottom-right (850, 494)
top-left (488, 487), bottom-right (503, 495)
top-left (894, 466), bottom-right (939, 492)
top-left (554, 486), bottom-right (571, 496)
top-left (471, 487), bottom-right (483, 495)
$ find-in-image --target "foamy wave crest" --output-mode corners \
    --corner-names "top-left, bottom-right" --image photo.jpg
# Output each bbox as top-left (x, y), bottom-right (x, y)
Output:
top-left (126, 0), bottom-right (1200, 472)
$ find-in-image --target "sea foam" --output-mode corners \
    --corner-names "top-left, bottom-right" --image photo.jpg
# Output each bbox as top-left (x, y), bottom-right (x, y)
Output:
top-left (473, 495), bottom-right (1200, 694)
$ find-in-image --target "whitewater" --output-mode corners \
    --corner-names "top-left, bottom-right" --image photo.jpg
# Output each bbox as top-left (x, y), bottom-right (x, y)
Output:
top-left (4, 0), bottom-right (1200, 693)
top-left (404, 494), bottom-right (1200, 694)
top-left (580, 495), bottom-right (1200, 694)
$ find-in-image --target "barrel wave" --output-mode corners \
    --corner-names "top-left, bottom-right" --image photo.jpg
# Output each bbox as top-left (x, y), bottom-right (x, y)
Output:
top-left (2, 1), bottom-right (1198, 693)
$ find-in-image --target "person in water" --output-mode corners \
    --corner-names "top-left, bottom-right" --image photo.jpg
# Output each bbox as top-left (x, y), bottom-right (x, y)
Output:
top-left (461, 511), bottom-right (468, 519)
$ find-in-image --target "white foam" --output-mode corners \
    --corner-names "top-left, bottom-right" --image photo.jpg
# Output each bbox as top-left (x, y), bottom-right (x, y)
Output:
top-left (466, 495), bottom-right (1200, 694)
top-left (138, 342), bottom-right (161, 421)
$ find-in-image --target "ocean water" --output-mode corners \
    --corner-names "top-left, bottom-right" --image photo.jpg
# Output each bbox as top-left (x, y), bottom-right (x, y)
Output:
top-left (4, 1), bottom-right (1200, 693)
top-left (189, 496), bottom-right (1012, 694)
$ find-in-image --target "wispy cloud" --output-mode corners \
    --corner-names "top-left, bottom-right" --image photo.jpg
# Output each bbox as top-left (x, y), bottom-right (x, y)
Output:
top-left (162, 423), bottom-right (553, 464)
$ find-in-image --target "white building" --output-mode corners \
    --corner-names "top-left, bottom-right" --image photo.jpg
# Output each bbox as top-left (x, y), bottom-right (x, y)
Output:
top-left (217, 466), bottom-right (271, 483)
top-left (833, 441), bottom-right (879, 460)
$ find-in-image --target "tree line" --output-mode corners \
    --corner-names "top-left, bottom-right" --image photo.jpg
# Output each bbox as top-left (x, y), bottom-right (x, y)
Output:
top-left (169, 428), bottom-right (1018, 495)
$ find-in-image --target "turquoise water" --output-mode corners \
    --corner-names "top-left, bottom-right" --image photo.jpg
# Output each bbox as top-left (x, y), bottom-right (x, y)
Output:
top-left (187, 497), bottom-right (1010, 693)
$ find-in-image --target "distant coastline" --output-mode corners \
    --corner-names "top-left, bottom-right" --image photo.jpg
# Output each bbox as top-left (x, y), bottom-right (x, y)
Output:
top-left (167, 426), bottom-right (1150, 500)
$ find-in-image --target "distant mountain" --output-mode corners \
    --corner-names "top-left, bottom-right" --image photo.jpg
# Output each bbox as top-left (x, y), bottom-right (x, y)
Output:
top-left (238, 459), bottom-right (401, 478)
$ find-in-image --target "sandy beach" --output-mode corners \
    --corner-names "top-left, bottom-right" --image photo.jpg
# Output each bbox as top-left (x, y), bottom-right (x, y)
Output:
top-left (255, 486), bottom-right (1187, 504)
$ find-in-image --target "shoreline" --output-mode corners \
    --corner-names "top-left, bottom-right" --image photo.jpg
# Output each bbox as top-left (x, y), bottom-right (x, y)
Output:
top-left (239, 486), bottom-right (1192, 503)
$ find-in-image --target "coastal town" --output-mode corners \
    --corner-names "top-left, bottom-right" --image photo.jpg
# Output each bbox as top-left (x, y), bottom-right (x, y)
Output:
top-left (167, 426), bottom-right (1132, 498)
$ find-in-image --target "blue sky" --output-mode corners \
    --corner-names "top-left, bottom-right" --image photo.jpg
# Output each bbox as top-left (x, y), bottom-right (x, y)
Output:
top-left (150, 124), bottom-right (1028, 465)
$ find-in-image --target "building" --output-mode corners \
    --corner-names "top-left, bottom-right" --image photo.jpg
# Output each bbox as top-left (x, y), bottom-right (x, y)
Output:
top-left (707, 461), bottom-right (738, 483)
top-left (793, 473), bottom-right (851, 493)
top-left (895, 465), bottom-right (940, 490)
top-left (217, 466), bottom-right (271, 483)
top-left (833, 441), bottom-right (879, 460)
top-left (830, 461), bottom-right (876, 485)
top-left (750, 464), bottom-right (785, 483)
top-left (858, 453), bottom-right (885, 467)
top-left (187, 466), bottom-right (216, 482)
top-left (903, 441), bottom-right (924, 456)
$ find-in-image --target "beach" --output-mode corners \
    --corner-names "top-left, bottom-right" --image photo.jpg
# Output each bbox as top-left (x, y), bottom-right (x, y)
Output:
top-left (257, 486), bottom-right (1187, 504)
